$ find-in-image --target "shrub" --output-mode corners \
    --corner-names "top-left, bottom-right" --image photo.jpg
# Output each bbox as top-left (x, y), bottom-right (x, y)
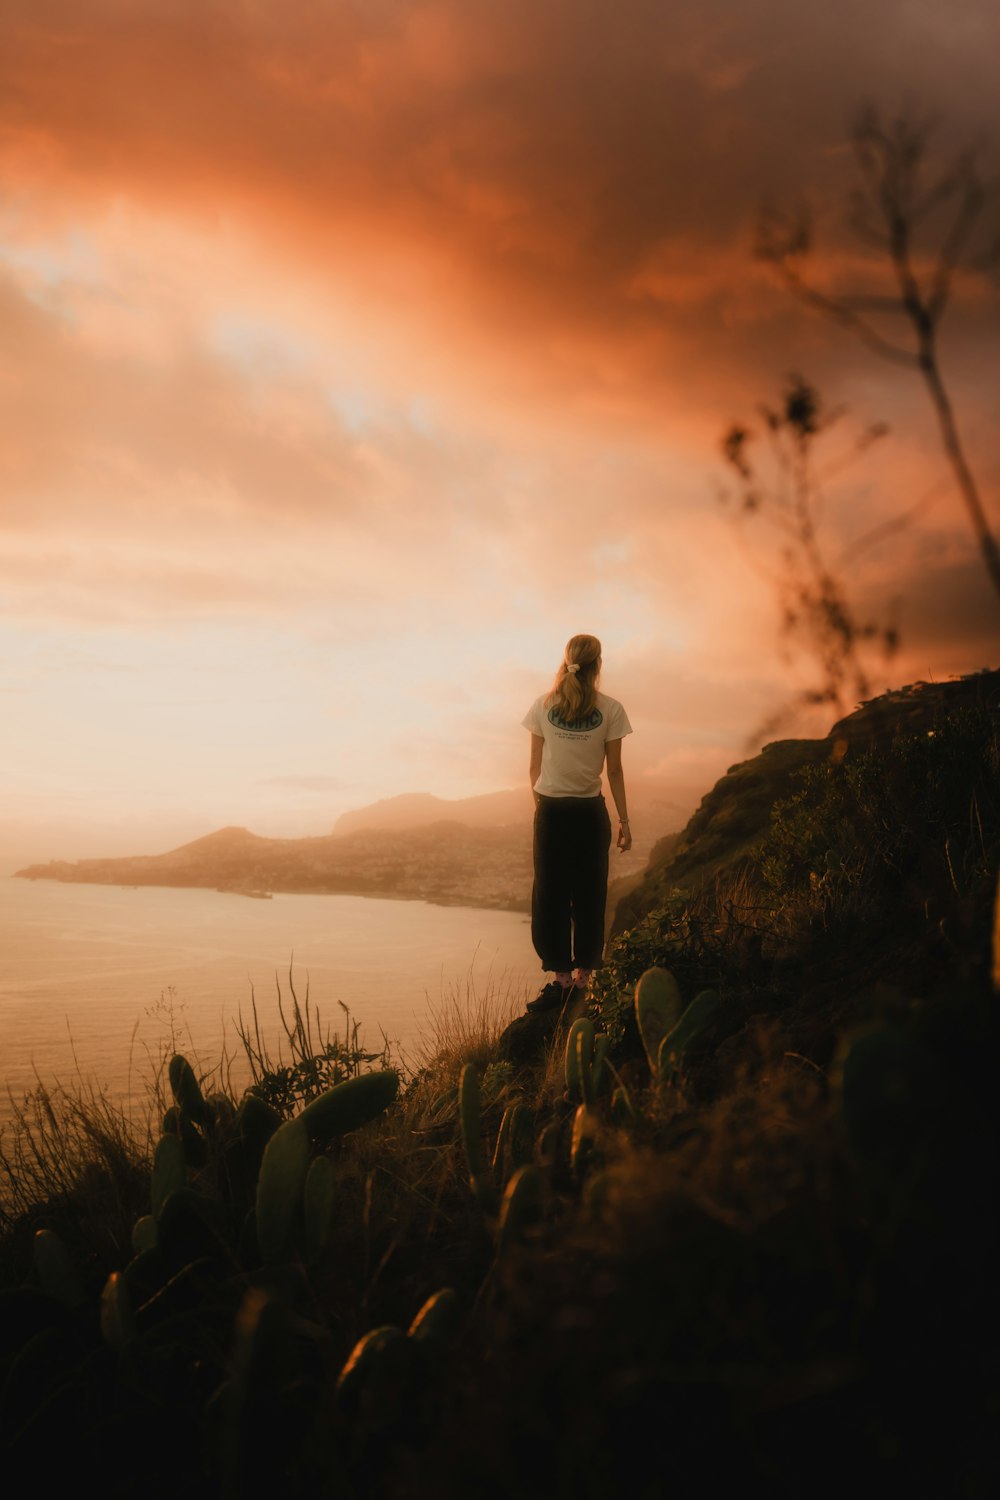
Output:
top-left (758, 703), bottom-right (999, 928)
top-left (590, 892), bottom-right (725, 1049)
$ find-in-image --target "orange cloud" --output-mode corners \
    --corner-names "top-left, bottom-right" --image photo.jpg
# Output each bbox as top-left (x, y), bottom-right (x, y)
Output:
top-left (1, 0), bottom-right (997, 838)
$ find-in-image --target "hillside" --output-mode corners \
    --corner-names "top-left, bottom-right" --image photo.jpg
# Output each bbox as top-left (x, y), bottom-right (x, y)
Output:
top-left (2, 668), bottom-right (997, 1498)
top-left (332, 788), bottom-right (533, 834)
top-left (613, 668), bottom-right (1000, 936)
top-left (332, 783), bottom-right (699, 838)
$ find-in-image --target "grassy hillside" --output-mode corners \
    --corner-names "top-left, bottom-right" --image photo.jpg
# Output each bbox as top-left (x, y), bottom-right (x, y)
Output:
top-left (1, 672), bottom-right (997, 1498)
top-left (613, 668), bottom-right (1000, 936)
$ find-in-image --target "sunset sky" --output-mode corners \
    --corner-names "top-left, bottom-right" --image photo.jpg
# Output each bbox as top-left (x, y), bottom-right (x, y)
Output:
top-left (2, 0), bottom-right (998, 863)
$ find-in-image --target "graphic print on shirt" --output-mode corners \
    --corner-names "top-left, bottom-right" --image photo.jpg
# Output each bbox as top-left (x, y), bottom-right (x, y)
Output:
top-left (547, 707), bottom-right (603, 733)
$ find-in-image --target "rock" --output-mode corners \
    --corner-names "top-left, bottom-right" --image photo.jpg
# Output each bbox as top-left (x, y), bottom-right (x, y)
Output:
top-left (496, 1010), bottom-right (557, 1064)
top-left (496, 991), bottom-right (588, 1065)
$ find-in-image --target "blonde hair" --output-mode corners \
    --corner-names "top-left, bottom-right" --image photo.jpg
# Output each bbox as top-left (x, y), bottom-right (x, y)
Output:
top-left (545, 634), bottom-right (602, 725)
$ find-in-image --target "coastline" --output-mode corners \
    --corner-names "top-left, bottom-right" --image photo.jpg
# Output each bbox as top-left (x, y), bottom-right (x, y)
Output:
top-left (13, 868), bottom-right (532, 917)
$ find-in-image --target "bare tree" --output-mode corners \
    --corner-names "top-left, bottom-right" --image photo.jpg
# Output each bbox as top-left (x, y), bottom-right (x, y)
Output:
top-left (721, 374), bottom-right (899, 735)
top-left (756, 107), bottom-right (1000, 605)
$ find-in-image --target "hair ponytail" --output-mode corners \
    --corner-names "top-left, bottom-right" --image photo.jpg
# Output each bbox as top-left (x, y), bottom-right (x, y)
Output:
top-left (545, 634), bottom-right (602, 725)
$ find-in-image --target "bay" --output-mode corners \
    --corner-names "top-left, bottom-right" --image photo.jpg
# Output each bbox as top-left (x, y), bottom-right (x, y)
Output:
top-left (0, 871), bottom-right (539, 1127)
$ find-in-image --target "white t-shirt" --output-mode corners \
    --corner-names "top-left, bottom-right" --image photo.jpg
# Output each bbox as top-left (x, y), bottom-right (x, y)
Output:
top-left (522, 691), bottom-right (633, 798)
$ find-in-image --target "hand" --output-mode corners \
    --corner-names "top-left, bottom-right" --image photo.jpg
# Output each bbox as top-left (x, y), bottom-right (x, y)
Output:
top-left (617, 821), bottom-right (632, 852)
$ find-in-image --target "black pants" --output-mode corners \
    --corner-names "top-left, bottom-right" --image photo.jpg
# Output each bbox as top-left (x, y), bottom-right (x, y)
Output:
top-left (531, 794), bottom-right (612, 971)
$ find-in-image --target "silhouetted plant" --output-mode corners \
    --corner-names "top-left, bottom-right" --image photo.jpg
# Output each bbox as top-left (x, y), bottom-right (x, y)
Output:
top-left (757, 106), bottom-right (1000, 604)
top-left (235, 961), bottom-right (391, 1116)
top-left (721, 373), bottom-right (899, 732)
top-left (589, 890), bottom-right (728, 1048)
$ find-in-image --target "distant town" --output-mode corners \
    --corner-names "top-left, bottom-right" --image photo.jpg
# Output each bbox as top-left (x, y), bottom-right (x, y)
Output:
top-left (14, 789), bottom-right (677, 915)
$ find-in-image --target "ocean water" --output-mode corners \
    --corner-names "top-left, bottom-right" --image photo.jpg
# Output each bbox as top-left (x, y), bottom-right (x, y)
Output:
top-left (0, 873), bottom-right (539, 1126)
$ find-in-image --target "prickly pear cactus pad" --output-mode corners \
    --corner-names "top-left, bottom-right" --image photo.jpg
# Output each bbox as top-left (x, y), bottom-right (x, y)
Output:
top-left (635, 967), bottom-right (682, 1074)
top-left (255, 1117), bottom-right (310, 1262)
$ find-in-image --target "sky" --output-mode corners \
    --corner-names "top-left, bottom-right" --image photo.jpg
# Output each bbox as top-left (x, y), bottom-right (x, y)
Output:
top-left (1, 0), bottom-right (998, 862)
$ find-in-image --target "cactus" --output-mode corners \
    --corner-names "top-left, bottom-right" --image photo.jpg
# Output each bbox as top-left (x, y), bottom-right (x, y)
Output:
top-left (131, 1215), bottom-right (158, 1255)
top-left (492, 1102), bottom-right (533, 1184)
top-left (122, 1245), bottom-right (169, 1306)
top-left (168, 1052), bottom-right (210, 1127)
top-left (565, 1017), bottom-right (595, 1103)
top-left (496, 1165), bottom-right (544, 1255)
top-left (656, 988), bottom-right (726, 1083)
top-left (570, 1105), bottom-right (600, 1177)
top-left (635, 967), bottom-right (683, 1075)
top-left (162, 1105), bottom-right (208, 1167)
top-left (491, 1104), bottom-right (515, 1182)
top-left (491, 1103), bottom-right (514, 1183)
top-left (458, 1064), bottom-right (485, 1180)
top-left (335, 1324), bottom-right (417, 1427)
top-left (591, 1035), bottom-right (609, 1098)
top-left (207, 1092), bottom-right (237, 1129)
top-left (157, 1187), bottom-right (236, 1272)
top-left (472, 1172), bottom-right (499, 1214)
top-left (221, 1289), bottom-right (296, 1494)
top-left (32, 1229), bottom-right (85, 1310)
top-left (151, 1131), bottom-right (187, 1219)
top-left (299, 1069), bottom-right (399, 1143)
top-left (133, 1256), bottom-right (219, 1330)
top-left (577, 1025), bottom-right (597, 1108)
top-left (610, 1084), bottom-right (635, 1127)
top-left (566, 1019), bottom-right (609, 1106)
top-left (227, 1094), bottom-right (283, 1205)
top-left (536, 1122), bottom-right (561, 1168)
top-left (508, 1104), bottom-right (534, 1173)
top-left (582, 1169), bottom-right (612, 1216)
top-left (255, 1117), bottom-right (310, 1263)
top-left (235, 1093), bottom-right (282, 1163)
top-left (100, 1272), bottom-right (135, 1351)
top-left (407, 1287), bottom-right (462, 1348)
top-left (303, 1155), bottom-right (336, 1264)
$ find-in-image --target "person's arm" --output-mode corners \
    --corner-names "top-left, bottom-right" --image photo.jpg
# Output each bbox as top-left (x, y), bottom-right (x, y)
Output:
top-left (605, 738), bottom-right (632, 851)
top-left (529, 734), bottom-right (544, 803)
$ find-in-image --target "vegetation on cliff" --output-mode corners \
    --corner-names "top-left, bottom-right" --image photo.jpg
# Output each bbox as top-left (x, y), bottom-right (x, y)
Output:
top-left (1, 672), bottom-right (996, 1497)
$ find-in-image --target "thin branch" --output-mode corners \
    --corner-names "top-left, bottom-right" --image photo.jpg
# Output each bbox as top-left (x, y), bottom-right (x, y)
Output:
top-left (835, 479), bottom-right (949, 567)
top-left (814, 421), bottom-right (889, 486)
top-left (765, 108), bottom-right (1000, 608)
top-left (835, 293), bottom-right (912, 316)
top-left (921, 358), bottom-right (1000, 597)
top-left (775, 262), bottom-right (919, 368)
top-left (927, 173), bottom-right (984, 322)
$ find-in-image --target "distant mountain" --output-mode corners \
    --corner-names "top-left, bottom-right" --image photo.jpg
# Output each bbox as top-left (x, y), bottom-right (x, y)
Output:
top-left (333, 783), bottom-right (700, 838)
top-left (332, 789), bottom-right (532, 835)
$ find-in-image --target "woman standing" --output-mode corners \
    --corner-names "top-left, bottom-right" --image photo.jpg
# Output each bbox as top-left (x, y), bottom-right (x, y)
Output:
top-left (521, 634), bottom-right (632, 1013)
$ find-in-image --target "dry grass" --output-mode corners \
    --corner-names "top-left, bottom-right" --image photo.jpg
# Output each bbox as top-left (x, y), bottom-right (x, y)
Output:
top-left (0, 1073), bottom-right (150, 1273)
top-left (410, 959), bottom-right (529, 1079)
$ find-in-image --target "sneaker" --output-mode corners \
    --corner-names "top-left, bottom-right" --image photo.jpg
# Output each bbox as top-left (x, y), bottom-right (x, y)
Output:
top-left (526, 979), bottom-right (575, 1013)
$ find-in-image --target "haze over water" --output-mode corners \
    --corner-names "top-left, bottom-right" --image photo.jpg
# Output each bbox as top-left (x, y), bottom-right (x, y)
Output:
top-left (0, 872), bottom-right (537, 1127)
